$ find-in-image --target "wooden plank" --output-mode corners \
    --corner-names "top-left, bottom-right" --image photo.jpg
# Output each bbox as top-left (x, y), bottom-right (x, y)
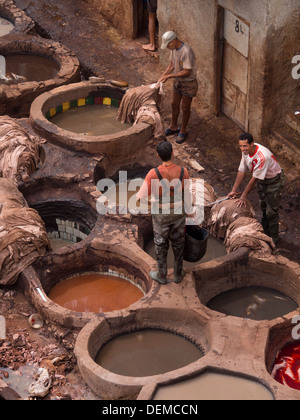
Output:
top-left (223, 42), bottom-right (248, 94)
top-left (224, 9), bottom-right (249, 58)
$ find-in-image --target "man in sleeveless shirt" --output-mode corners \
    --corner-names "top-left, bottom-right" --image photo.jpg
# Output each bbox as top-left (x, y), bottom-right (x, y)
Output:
top-left (137, 141), bottom-right (192, 284)
top-left (159, 31), bottom-right (198, 144)
top-left (228, 132), bottom-right (285, 244)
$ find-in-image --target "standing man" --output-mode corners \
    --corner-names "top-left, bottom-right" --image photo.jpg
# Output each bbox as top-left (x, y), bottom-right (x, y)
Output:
top-left (137, 141), bottom-right (192, 284)
top-left (228, 132), bottom-right (285, 244)
top-left (159, 31), bottom-right (198, 144)
top-left (142, 0), bottom-right (158, 52)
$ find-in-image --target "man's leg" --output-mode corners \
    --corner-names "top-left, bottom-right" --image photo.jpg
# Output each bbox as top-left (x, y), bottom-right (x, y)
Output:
top-left (169, 214), bottom-right (186, 283)
top-left (257, 174), bottom-right (284, 244)
top-left (142, 12), bottom-right (157, 51)
top-left (169, 91), bottom-right (182, 131)
top-left (151, 215), bottom-right (170, 283)
top-left (180, 95), bottom-right (193, 134)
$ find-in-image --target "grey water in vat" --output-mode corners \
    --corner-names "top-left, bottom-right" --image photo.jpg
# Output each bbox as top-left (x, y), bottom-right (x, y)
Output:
top-left (145, 235), bottom-right (227, 268)
top-left (95, 330), bottom-right (204, 377)
top-left (207, 287), bottom-right (298, 320)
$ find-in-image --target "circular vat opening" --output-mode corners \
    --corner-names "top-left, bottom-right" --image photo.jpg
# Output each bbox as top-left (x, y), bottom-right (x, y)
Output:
top-left (95, 329), bottom-right (204, 378)
top-left (196, 254), bottom-right (300, 321)
top-left (153, 369), bottom-right (274, 401)
top-left (5, 53), bottom-right (59, 82)
top-left (19, 181), bottom-right (98, 250)
top-left (266, 319), bottom-right (300, 394)
top-left (0, 35), bottom-right (79, 85)
top-left (24, 241), bottom-right (152, 328)
top-left (32, 200), bottom-right (95, 250)
top-left (0, 1), bottom-right (35, 36)
top-left (0, 34), bottom-right (80, 117)
top-left (271, 340), bottom-right (300, 392)
top-left (48, 271), bottom-right (145, 314)
top-left (30, 81), bottom-right (152, 154)
top-left (75, 308), bottom-right (210, 399)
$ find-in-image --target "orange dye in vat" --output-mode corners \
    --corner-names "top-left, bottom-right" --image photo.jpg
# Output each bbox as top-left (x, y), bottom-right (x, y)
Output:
top-left (48, 273), bottom-right (144, 313)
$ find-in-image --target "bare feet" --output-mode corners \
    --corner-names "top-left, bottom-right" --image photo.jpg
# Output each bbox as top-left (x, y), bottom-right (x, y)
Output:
top-left (142, 43), bottom-right (156, 52)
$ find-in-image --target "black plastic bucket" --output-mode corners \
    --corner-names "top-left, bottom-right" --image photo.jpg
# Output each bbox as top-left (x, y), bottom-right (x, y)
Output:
top-left (183, 225), bottom-right (209, 262)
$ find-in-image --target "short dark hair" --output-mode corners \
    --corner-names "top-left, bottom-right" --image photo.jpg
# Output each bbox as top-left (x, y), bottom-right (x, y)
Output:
top-left (157, 140), bottom-right (172, 161)
top-left (239, 132), bottom-right (254, 144)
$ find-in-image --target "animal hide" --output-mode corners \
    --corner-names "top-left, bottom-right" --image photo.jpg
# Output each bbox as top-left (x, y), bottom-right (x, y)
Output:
top-left (0, 116), bottom-right (42, 181)
top-left (117, 83), bottom-right (165, 139)
top-left (0, 178), bottom-right (50, 285)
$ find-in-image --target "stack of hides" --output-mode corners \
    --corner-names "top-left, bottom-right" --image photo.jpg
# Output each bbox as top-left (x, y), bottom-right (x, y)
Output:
top-left (0, 178), bottom-right (50, 285)
top-left (0, 116), bottom-right (42, 181)
top-left (117, 83), bottom-right (165, 139)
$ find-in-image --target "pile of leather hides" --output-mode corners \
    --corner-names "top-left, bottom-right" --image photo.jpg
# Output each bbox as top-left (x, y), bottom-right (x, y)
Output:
top-left (224, 217), bottom-right (275, 257)
top-left (207, 197), bottom-right (256, 239)
top-left (0, 178), bottom-right (50, 285)
top-left (0, 116), bottom-right (42, 181)
top-left (117, 83), bottom-right (165, 139)
top-left (205, 195), bottom-right (275, 257)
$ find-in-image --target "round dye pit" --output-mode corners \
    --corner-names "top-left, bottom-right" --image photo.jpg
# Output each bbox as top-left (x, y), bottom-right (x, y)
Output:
top-left (5, 54), bottom-right (59, 82)
top-left (272, 341), bottom-right (300, 391)
top-left (0, 1), bottom-right (35, 35)
top-left (28, 200), bottom-right (96, 250)
top-left (153, 371), bottom-right (274, 400)
top-left (95, 329), bottom-right (204, 377)
top-left (195, 253), bottom-right (300, 322)
top-left (0, 34), bottom-right (80, 117)
top-left (30, 81), bottom-right (152, 154)
top-left (20, 236), bottom-right (152, 329)
top-left (207, 287), bottom-right (298, 321)
top-left (51, 103), bottom-right (131, 136)
top-left (75, 308), bottom-right (210, 399)
top-left (48, 272), bottom-right (144, 314)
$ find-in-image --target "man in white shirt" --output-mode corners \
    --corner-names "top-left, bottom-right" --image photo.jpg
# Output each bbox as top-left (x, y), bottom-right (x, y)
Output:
top-left (159, 31), bottom-right (198, 144)
top-left (228, 132), bottom-right (285, 244)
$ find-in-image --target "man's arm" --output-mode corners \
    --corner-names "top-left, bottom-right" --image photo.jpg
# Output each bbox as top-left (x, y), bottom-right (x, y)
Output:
top-left (160, 68), bottom-right (191, 83)
top-left (228, 171), bottom-right (257, 207)
top-left (158, 62), bottom-right (174, 83)
top-left (228, 171), bottom-right (246, 197)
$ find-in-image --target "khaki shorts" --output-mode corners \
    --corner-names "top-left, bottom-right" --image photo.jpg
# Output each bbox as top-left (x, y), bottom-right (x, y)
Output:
top-left (173, 79), bottom-right (198, 98)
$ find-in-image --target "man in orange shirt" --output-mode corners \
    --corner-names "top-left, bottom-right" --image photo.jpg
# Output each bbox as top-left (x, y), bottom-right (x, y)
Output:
top-left (137, 141), bottom-right (192, 284)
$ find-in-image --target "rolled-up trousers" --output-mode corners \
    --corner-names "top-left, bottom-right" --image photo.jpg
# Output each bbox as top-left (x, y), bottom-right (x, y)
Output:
top-left (152, 213), bottom-right (186, 278)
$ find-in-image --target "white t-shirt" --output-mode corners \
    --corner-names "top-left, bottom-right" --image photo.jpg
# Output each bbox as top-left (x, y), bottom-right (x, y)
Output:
top-left (238, 143), bottom-right (282, 180)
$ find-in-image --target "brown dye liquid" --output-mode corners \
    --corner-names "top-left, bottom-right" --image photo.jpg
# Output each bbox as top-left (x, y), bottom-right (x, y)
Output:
top-left (95, 330), bottom-right (204, 377)
top-left (145, 235), bottom-right (227, 268)
top-left (154, 372), bottom-right (274, 400)
top-left (5, 54), bottom-right (59, 82)
top-left (208, 287), bottom-right (298, 321)
top-left (48, 273), bottom-right (144, 313)
top-left (51, 105), bottom-right (131, 136)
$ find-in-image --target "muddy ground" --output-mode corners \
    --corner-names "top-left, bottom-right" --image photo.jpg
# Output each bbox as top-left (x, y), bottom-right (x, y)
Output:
top-left (0, 0), bottom-right (299, 400)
